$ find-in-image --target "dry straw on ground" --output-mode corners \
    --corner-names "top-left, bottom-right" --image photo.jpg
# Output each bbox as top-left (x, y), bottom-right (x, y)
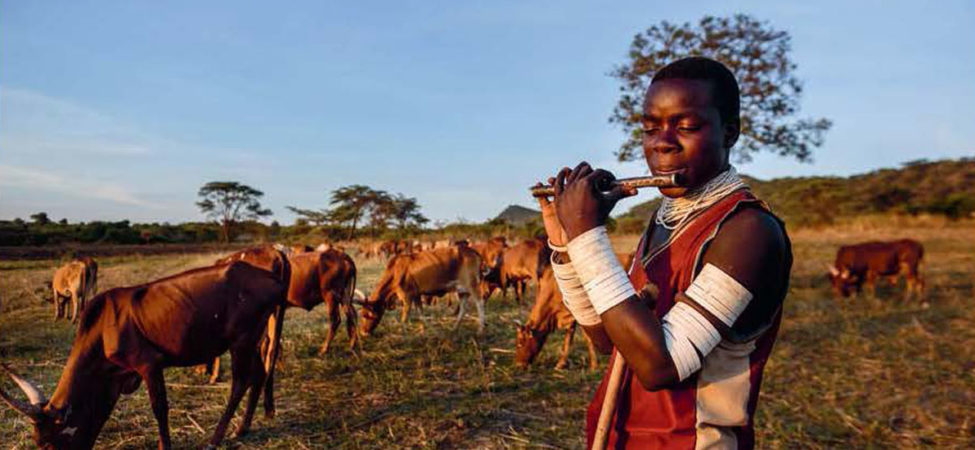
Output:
top-left (1, 219), bottom-right (973, 448)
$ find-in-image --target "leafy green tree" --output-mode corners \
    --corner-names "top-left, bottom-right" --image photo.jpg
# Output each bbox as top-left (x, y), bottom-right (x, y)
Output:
top-left (327, 184), bottom-right (381, 239)
top-left (392, 194), bottom-right (428, 229)
top-left (609, 14), bottom-right (831, 163)
top-left (30, 212), bottom-right (51, 226)
top-left (196, 181), bottom-right (272, 242)
top-left (286, 206), bottom-right (330, 226)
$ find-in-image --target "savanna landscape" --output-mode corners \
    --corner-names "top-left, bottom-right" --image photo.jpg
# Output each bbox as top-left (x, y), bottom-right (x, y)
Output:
top-left (1, 216), bottom-right (972, 449)
top-left (4, 3), bottom-right (975, 449)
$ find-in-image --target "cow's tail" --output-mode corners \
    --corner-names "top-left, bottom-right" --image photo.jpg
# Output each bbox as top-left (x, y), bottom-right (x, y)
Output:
top-left (274, 249), bottom-right (293, 288)
top-left (346, 260), bottom-right (358, 307)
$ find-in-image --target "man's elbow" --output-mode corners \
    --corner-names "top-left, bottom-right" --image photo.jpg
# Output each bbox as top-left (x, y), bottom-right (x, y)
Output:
top-left (634, 367), bottom-right (680, 392)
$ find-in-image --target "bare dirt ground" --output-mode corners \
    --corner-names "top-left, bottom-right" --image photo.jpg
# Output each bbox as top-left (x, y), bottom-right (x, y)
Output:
top-left (1, 222), bottom-right (973, 448)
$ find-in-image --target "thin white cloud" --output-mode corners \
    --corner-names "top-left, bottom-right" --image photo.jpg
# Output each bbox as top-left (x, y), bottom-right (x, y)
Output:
top-left (0, 164), bottom-right (157, 208)
top-left (0, 86), bottom-right (156, 157)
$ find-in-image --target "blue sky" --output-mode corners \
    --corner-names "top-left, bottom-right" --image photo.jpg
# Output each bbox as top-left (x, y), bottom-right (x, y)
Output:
top-left (2, 0), bottom-right (973, 224)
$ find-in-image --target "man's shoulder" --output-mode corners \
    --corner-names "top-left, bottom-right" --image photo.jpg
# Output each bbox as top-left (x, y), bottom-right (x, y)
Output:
top-left (716, 205), bottom-right (788, 255)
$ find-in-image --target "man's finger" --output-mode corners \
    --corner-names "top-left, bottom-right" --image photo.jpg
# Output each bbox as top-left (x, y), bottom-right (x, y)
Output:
top-left (569, 162), bottom-right (594, 185)
top-left (535, 182), bottom-right (552, 207)
top-left (590, 169), bottom-right (618, 192)
top-left (602, 184), bottom-right (636, 203)
top-left (554, 168), bottom-right (570, 197)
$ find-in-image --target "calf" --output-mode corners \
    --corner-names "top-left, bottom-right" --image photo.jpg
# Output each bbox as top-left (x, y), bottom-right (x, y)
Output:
top-left (828, 239), bottom-right (924, 299)
top-left (497, 238), bottom-right (550, 304)
top-left (52, 257), bottom-right (98, 323)
top-left (0, 262), bottom-right (285, 449)
top-left (515, 266), bottom-right (598, 371)
top-left (359, 246), bottom-right (484, 335)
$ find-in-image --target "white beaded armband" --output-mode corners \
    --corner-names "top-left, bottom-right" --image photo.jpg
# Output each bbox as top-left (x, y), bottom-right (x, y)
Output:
top-left (566, 226), bottom-right (636, 315)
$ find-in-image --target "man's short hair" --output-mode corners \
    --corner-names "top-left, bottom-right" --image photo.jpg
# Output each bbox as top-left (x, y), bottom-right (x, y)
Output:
top-left (651, 57), bottom-right (740, 128)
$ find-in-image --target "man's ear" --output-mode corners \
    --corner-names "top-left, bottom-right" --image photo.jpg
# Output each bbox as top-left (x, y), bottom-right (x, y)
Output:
top-left (723, 120), bottom-right (740, 150)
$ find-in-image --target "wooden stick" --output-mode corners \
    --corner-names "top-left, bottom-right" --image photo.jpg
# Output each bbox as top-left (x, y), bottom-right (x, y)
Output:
top-left (592, 350), bottom-right (626, 450)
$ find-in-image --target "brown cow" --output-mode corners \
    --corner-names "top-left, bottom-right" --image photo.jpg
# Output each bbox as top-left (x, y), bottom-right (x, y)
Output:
top-left (359, 246), bottom-right (485, 335)
top-left (286, 250), bottom-right (359, 355)
top-left (0, 262), bottom-right (286, 449)
top-left (828, 239), bottom-right (924, 299)
top-left (497, 238), bottom-right (550, 304)
top-left (291, 244), bottom-right (315, 254)
top-left (514, 252), bottom-right (632, 370)
top-left (217, 244), bottom-right (358, 354)
top-left (515, 266), bottom-right (598, 371)
top-left (52, 257), bottom-right (98, 323)
top-left (471, 238), bottom-right (508, 299)
top-left (209, 246), bottom-right (357, 416)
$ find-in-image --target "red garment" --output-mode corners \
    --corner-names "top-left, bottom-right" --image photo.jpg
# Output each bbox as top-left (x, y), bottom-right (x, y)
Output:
top-left (586, 189), bottom-right (787, 449)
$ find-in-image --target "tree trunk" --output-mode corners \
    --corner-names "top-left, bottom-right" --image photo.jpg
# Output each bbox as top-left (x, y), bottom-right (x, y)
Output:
top-left (221, 220), bottom-right (231, 243)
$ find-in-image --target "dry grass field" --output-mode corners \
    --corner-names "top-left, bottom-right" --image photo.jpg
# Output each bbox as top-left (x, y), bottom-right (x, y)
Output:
top-left (1, 220), bottom-right (973, 449)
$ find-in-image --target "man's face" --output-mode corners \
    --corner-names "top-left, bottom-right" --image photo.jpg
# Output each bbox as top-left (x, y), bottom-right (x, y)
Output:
top-left (641, 79), bottom-right (735, 198)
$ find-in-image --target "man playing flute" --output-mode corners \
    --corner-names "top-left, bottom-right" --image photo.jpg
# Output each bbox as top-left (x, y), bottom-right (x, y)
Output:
top-left (536, 57), bottom-right (793, 449)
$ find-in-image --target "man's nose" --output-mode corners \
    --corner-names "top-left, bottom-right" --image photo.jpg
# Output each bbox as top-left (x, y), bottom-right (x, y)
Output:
top-left (645, 127), bottom-right (680, 154)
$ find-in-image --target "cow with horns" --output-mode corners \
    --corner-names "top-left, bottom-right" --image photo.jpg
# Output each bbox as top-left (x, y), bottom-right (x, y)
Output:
top-left (0, 262), bottom-right (286, 449)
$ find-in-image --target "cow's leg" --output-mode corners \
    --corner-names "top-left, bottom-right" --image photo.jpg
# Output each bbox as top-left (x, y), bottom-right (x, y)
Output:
top-left (454, 292), bottom-right (469, 329)
top-left (318, 299), bottom-right (340, 356)
top-left (142, 365), bottom-right (172, 450)
top-left (264, 305), bottom-right (285, 418)
top-left (916, 272), bottom-right (925, 299)
top-left (555, 325), bottom-right (576, 371)
top-left (236, 348), bottom-right (268, 437)
top-left (69, 290), bottom-right (80, 323)
top-left (53, 290), bottom-right (61, 320)
top-left (209, 348), bottom-right (254, 448)
top-left (341, 301), bottom-right (360, 354)
top-left (208, 357), bottom-right (221, 384)
top-left (865, 274), bottom-right (877, 299)
top-left (400, 295), bottom-right (411, 325)
top-left (583, 331), bottom-right (598, 371)
top-left (411, 296), bottom-right (430, 332)
top-left (473, 293), bottom-right (485, 334)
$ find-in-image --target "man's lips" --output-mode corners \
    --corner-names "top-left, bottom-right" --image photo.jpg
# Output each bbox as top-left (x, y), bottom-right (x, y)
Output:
top-left (651, 167), bottom-right (687, 177)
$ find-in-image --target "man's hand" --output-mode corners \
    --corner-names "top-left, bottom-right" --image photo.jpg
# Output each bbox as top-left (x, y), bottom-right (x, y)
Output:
top-left (534, 181), bottom-right (569, 247)
top-left (553, 162), bottom-right (637, 241)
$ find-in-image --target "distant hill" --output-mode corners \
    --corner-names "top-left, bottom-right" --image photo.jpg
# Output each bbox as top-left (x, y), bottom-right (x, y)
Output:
top-left (617, 158), bottom-right (975, 228)
top-left (494, 204), bottom-right (541, 226)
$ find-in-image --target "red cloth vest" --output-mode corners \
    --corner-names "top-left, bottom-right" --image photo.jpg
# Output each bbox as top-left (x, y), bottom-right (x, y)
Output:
top-left (585, 189), bottom-right (783, 449)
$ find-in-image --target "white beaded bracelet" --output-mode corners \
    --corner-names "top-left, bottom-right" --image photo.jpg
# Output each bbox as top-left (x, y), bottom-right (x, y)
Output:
top-left (550, 253), bottom-right (601, 326)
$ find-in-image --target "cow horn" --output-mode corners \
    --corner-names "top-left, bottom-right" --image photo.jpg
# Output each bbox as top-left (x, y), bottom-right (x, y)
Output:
top-left (0, 365), bottom-right (45, 419)
top-left (827, 265), bottom-right (840, 277)
top-left (2, 364), bottom-right (47, 406)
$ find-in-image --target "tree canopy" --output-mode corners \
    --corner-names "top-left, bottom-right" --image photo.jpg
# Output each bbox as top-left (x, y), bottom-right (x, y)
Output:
top-left (196, 181), bottom-right (272, 242)
top-left (288, 185), bottom-right (429, 239)
top-left (609, 14), bottom-right (831, 163)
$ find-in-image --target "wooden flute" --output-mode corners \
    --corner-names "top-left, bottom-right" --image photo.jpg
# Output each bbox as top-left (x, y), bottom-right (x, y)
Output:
top-left (529, 173), bottom-right (682, 198)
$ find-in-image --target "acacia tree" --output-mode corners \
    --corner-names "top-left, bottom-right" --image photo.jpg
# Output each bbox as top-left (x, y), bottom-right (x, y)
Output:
top-left (285, 206), bottom-right (329, 226)
top-left (610, 14), bottom-right (831, 163)
top-left (196, 181), bottom-right (272, 243)
top-left (327, 185), bottom-right (381, 240)
top-left (291, 186), bottom-right (429, 238)
top-left (391, 194), bottom-right (428, 230)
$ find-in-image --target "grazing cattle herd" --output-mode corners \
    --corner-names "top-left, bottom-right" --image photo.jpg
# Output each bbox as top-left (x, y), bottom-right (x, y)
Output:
top-left (0, 235), bottom-right (926, 448)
